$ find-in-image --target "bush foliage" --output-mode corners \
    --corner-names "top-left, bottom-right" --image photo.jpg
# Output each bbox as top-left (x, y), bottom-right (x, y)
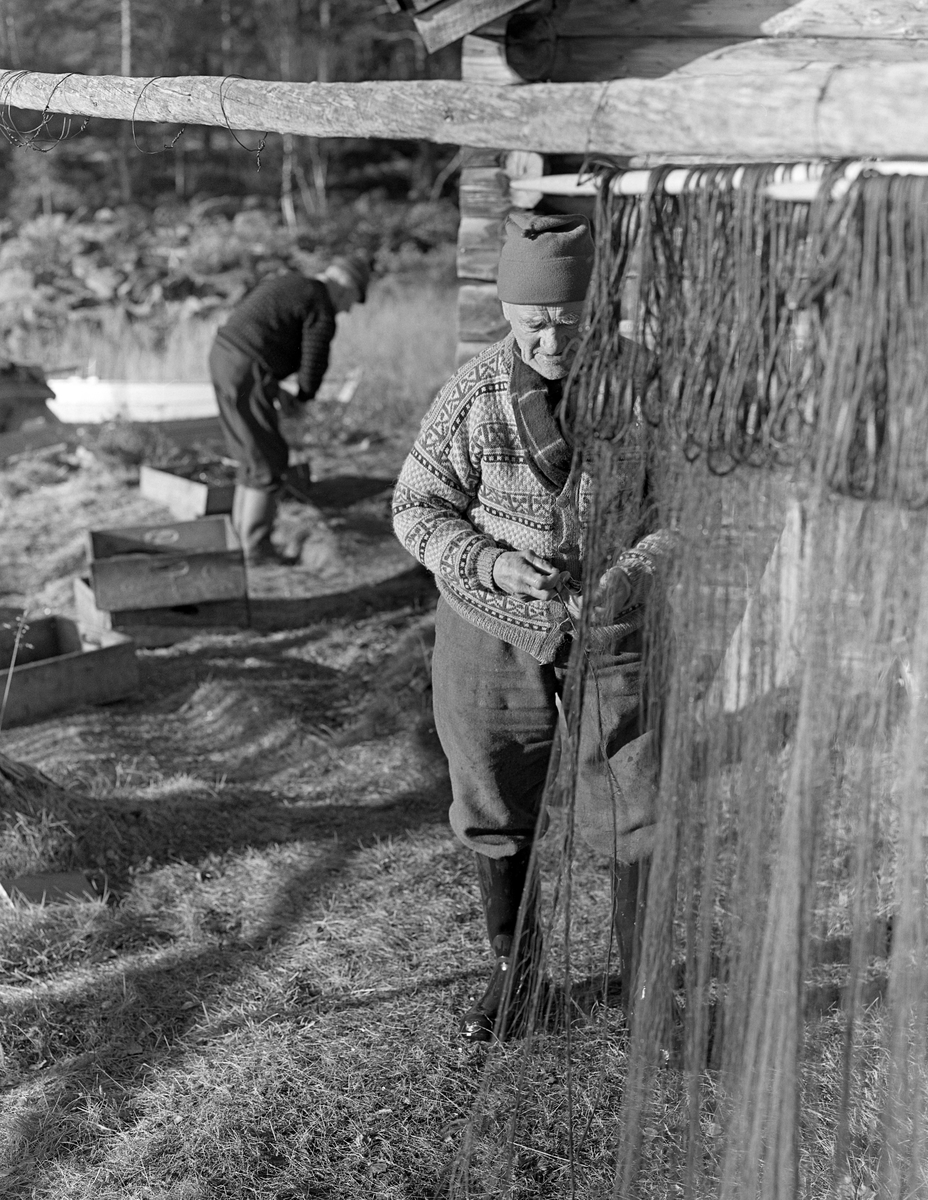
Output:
top-left (0, 196), bottom-right (459, 362)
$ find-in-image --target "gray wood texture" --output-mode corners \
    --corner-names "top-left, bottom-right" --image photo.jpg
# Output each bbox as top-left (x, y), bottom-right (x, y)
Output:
top-left (138, 465), bottom-right (234, 521)
top-left (85, 515), bottom-right (246, 611)
top-left (0, 617), bottom-right (138, 729)
top-left (74, 577), bottom-right (250, 648)
top-left (763, 0), bottom-right (928, 36)
top-left (412, 0), bottom-right (527, 51)
top-left (7, 59), bottom-right (928, 158)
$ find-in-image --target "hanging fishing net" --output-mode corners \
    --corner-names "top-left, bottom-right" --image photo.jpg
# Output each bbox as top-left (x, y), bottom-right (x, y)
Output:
top-left (445, 164), bottom-right (928, 1199)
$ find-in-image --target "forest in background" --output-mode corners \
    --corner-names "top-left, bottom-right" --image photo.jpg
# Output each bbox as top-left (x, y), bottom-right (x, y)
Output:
top-left (0, 0), bottom-right (463, 370)
top-left (0, 0), bottom-right (461, 216)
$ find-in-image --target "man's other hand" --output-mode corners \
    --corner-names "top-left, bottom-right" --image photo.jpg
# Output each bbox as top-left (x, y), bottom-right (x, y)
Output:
top-left (562, 567), bottom-right (633, 624)
top-left (492, 551), bottom-right (567, 600)
top-left (592, 566), bottom-right (632, 621)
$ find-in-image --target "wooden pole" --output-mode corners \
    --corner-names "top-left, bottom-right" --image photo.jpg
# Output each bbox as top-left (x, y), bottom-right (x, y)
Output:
top-left (8, 61), bottom-right (928, 158)
top-left (508, 161), bottom-right (928, 203)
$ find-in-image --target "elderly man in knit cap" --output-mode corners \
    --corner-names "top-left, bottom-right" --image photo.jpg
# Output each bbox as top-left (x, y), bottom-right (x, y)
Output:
top-left (393, 212), bottom-right (673, 1042)
top-left (210, 254), bottom-right (369, 565)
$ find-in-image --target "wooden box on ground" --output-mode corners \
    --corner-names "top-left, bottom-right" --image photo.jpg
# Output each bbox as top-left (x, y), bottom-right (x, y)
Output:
top-left (0, 871), bottom-right (100, 906)
top-left (85, 515), bottom-right (246, 612)
top-left (74, 577), bottom-right (250, 648)
top-left (139, 464), bottom-right (235, 521)
top-left (0, 616), bottom-right (138, 728)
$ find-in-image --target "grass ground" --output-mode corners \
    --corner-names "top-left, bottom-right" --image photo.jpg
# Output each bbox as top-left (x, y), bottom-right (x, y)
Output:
top-left (0, 276), bottom-right (902, 1198)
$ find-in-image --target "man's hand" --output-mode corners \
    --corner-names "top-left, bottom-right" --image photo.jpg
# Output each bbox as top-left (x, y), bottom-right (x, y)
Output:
top-left (593, 566), bottom-right (632, 619)
top-left (274, 386), bottom-right (303, 420)
top-left (492, 551), bottom-right (568, 600)
top-left (562, 566), bottom-right (633, 624)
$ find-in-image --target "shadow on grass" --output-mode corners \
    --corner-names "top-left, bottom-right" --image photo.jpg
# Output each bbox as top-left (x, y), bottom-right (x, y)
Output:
top-left (101, 562), bottom-right (438, 743)
top-left (58, 781), bottom-right (452, 887)
top-left (246, 562), bottom-right (436, 632)
top-left (0, 778), bottom-right (459, 1196)
top-left (0, 563), bottom-right (459, 1194)
top-left (301, 474), bottom-right (394, 510)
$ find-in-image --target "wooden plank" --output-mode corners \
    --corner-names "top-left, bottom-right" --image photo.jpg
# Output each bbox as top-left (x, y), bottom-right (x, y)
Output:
top-left (459, 165), bottom-right (513, 217)
top-left (474, 2), bottom-right (803, 83)
top-left (0, 872), bottom-right (99, 905)
top-left (413, 0), bottom-right (527, 52)
top-left (459, 146), bottom-right (504, 169)
top-left (520, 31), bottom-right (928, 83)
top-left (674, 35), bottom-right (928, 72)
top-left (515, 34), bottom-right (748, 82)
top-left (548, 0), bottom-right (800, 38)
top-left (457, 215), bottom-right (505, 280)
top-left (457, 283), bottom-right (508, 343)
top-left (0, 617), bottom-right (138, 729)
top-left (139, 465), bottom-right (234, 522)
top-left (461, 29), bottom-right (525, 84)
top-left (12, 63), bottom-right (928, 158)
top-left (87, 514), bottom-right (237, 559)
top-left (1, 616), bottom-right (62, 670)
top-left (88, 551), bottom-right (246, 612)
top-left (764, 0), bottom-right (928, 37)
top-left (387, 0), bottom-right (436, 12)
top-left (74, 577), bottom-right (250, 648)
top-left (86, 515), bottom-right (246, 612)
top-left (505, 148), bottom-right (545, 205)
top-left (456, 23), bottom-right (514, 367)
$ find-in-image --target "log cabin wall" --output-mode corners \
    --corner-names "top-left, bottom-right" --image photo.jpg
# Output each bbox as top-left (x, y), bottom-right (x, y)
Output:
top-left (455, 15), bottom-right (526, 367)
top-left (450, 0), bottom-right (809, 365)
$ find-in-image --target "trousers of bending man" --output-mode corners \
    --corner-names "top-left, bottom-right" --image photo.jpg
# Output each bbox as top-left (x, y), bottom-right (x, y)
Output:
top-left (393, 212), bottom-right (673, 1041)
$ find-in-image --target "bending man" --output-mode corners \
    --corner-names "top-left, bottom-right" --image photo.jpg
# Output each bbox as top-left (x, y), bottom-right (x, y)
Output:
top-left (210, 255), bottom-right (369, 564)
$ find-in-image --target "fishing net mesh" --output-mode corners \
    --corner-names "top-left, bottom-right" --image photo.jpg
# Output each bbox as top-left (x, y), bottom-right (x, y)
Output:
top-left (446, 165), bottom-right (928, 1199)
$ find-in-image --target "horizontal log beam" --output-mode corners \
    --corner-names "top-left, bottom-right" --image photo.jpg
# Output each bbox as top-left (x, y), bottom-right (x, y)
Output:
top-left (7, 61), bottom-right (928, 158)
top-left (764, 0), bottom-right (928, 38)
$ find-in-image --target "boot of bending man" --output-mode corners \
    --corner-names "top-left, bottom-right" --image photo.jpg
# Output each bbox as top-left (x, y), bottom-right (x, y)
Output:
top-left (393, 212), bottom-right (671, 1040)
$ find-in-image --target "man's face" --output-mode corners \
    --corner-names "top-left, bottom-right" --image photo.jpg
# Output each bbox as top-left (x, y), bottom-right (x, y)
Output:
top-left (502, 301), bottom-right (586, 380)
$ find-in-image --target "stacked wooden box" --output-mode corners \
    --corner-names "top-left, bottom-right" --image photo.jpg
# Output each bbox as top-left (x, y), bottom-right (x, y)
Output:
top-left (139, 464), bottom-right (234, 521)
top-left (0, 614), bottom-right (138, 728)
top-left (74, 515), bottom-right (249, 648)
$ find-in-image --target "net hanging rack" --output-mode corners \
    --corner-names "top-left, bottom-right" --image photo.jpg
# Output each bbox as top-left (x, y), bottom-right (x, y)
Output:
top-left (509, 158), bottom-right (928, 203)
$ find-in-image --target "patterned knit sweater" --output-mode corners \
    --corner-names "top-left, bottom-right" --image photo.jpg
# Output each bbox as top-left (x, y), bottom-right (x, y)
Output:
top-left (215, 273), bottom-right (336, 398)
top-left (392, 335), bottom-right (676, 663)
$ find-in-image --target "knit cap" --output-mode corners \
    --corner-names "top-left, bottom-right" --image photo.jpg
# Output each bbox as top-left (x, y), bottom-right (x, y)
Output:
top-left (496, 212), bottom-right (594, 304)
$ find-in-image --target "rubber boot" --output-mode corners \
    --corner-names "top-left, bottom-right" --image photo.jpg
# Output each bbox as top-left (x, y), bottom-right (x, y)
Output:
top-left (233, 485), bottom-right (291, 565)
top-left (613, 857), bottom-right (649, 1012)
top-left (460, 847), bottom-right (541, 1043)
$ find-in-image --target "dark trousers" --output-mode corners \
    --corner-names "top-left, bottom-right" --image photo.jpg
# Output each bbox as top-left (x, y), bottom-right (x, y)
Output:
top-left (209, 339), bottom-right (288, 491)
top-left (432, 598), bottom-right (652, 861)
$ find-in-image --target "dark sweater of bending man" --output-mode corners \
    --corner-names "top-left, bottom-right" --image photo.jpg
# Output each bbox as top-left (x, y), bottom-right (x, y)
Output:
top-left (216, 273), bottom-right (337, 399)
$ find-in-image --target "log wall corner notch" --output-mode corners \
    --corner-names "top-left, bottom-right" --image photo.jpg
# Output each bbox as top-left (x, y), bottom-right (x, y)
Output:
top-left (402, 0), bottom-right (533, 53)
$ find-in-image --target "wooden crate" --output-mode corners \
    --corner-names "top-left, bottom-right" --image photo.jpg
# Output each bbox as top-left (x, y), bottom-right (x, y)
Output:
top-left (0, 871), bottom-right (100, 906)
top-left (86, 515), bottom-right (247, 612)
top-left (74, 577), bottom-right (250, 648)
top-left (139, 464), bottom-right (234, 521)
top-left (0, 616), bottom-right (138, 729)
